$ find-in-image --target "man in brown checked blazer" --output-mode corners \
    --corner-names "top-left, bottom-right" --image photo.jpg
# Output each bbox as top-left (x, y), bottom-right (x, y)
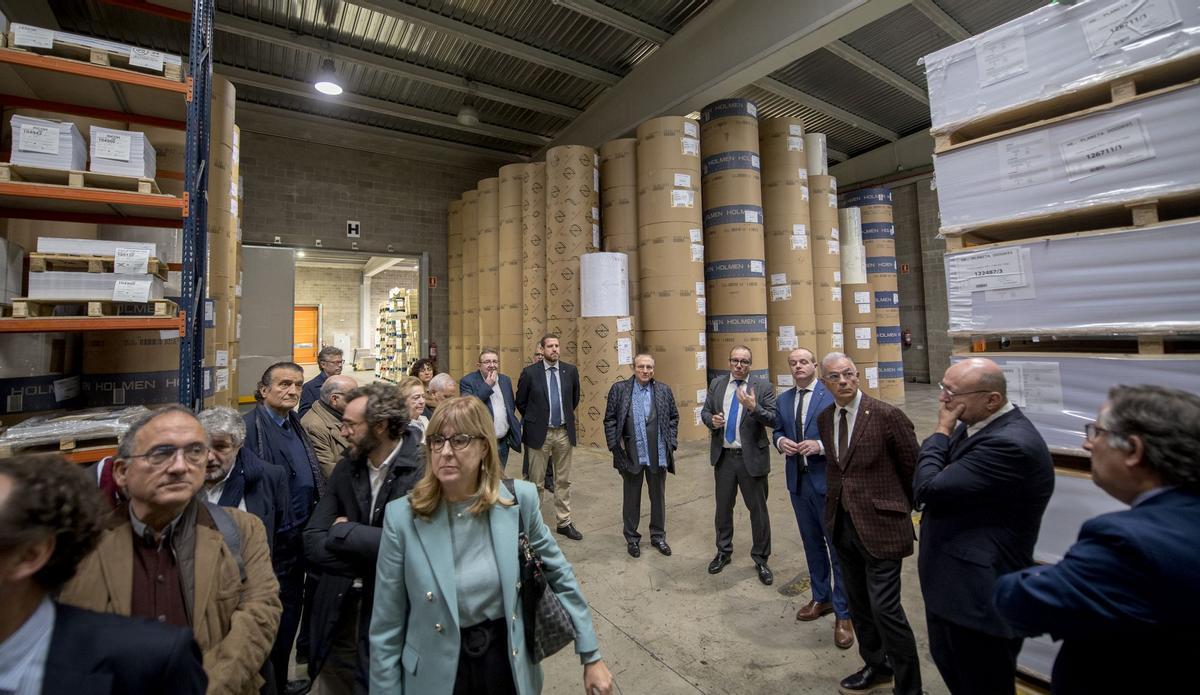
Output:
top-left (817, 353), bottom-right (922, 695)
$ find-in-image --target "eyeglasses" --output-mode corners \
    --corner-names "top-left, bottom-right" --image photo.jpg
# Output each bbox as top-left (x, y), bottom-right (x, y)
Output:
top-left (729, 358), bottom-right (751, 365)
top-left (428, 433), bottom-right (480, 451)
top-left (321, 359), bottom-right (345, 366)
top-left (938, 382), bottom-right (990, 399)
top-left (128, 443), bottom-right (209, 466)
top-left (1084, 423), bottom-right (1120, 441)
top-left (824, 370), bottom-right (858, 382)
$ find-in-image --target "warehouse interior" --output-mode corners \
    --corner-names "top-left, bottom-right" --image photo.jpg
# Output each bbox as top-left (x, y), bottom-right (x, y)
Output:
top-left (1, 0), bottom-right (1197, 693)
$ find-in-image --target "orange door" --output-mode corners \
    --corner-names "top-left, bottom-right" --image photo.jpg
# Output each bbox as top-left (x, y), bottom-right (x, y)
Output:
top-left (293, 306), bottom-right (319, 364)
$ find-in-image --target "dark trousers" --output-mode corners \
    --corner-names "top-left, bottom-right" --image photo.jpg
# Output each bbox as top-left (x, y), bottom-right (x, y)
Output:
top-left (622, 466), bottom-right (666, 543)
top-left (927, 613), bottom-right (1022, 695)
top-left (713, 448), bottom-right (771, 564)
top-left (833, 507), bottom-right (921, 695)
top-left (789, 482), bottom-right (849, 617)
top-left (453, 618), bottom-right (517, 695)
top-left (270, 536), bottom-right (306, 688)
top-left (317, 591), bottom-right (362, 695)
top-left (498, 438), bottom-right (511, 472)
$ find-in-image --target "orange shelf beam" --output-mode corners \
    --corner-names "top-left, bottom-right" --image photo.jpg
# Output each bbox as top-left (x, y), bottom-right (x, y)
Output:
top-left (0, 95), bottom-right (186, 130)
top-left (0, 181), bottom-right (184, 211)
top-left (0, 314), bottom-right (186, 334)
top-left (64, 445), bottom-right (118, 465)
top-left (0, 47), bottom-right (188, 95)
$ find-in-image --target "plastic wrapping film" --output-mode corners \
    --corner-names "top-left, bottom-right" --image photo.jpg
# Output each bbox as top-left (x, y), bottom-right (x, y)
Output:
top-left (945, 218), bottom-right (1200, 334)
top-left (935, 81), bottom-right (1200, 234)
top-left (923, 0), bottom-right (1200, 134)
top-left (951, 354), bottom-right (1200, 453)
top-left (0, 406), bottom-right (148, 449)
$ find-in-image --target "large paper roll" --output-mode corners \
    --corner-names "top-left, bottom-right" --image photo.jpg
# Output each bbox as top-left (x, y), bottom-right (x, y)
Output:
top-left (839, 207), bottom-right (867, 284)
top-left (580, 252), bottom-right (630, 317)
top-left (804, 133), bottom-right (828, 176)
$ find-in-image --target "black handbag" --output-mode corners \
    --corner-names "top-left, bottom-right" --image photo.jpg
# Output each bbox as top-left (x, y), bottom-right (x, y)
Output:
top-left (503, 479), bottom-right (576, 662)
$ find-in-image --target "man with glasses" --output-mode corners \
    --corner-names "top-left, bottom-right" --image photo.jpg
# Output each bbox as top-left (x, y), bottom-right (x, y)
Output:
top-left (300, 346), bottom-right (346, 418)
top-left (302, 374), bottom-right (360, 478)
top-left (701, 345), bottom-right (778, 585)
top-left (994, 385), bottom-right (1200, 695)
top-left (913, 358), bottom-right (1054, 694)
top-left (60, 406), bottom-right (282, 695)
top-left (304, 383), bottom-right (423, 694)
top-left (816, 353), bottom-right (921, 695)
top-left (461, 348), bottom-right (522, 470)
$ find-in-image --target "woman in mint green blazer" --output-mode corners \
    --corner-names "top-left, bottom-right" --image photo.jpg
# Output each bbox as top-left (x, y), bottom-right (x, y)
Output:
top-left (370, 396), bottom-right (614, 694)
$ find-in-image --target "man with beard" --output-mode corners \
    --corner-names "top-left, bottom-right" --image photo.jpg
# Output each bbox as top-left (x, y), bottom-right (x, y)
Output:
top-left (303, 382), bottom-right (424, 694)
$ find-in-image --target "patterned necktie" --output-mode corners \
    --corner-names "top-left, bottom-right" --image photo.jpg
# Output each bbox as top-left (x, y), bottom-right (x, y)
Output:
top-left (548, 366), bottom-right (562, 427)
top-left (838, 407), bottom-right (849, 461)
top-left (725, 379), bottom-right (743, 443)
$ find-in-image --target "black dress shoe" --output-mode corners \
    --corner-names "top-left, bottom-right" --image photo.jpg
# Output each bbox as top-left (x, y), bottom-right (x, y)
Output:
top-left (651, 538), bottom-right (672, 556)
top-left (627, 541), bottom-right (641, 557)
top-left (556, 523), bottom-right (583, 540)
top-left (755, 562), bottom-right (774, 586)
top-left (284, 679), bottom-right (312, 695)
top-left (838, 665), bottom-right (894, 692)
top-left (707, 553), bottom-right (731, 574)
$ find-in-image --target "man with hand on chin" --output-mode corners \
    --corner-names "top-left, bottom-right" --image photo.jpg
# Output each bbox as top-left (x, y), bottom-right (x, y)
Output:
top-left (460, 348), bottom-right (522, 471)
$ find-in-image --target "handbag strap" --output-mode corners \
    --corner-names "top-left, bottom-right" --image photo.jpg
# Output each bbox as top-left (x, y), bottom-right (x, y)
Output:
top-left (502, 478), bottom-right (523, 534)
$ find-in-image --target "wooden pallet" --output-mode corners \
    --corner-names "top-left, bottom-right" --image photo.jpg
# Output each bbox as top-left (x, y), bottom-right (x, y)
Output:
top-left (950, 333), bottom-right (1200, 356)
top-left (0, 162), bottom-right (161, 195)
top-left (942, 188), bottom-right (1200, 249)
top-left (29, 253), bottom-right (169, 280)
top-left (932, 50), bottom-right (1200, 154)
top-left (0, 435), bottom-right (119, 458)
top-left (4, 30), bottom-right (183, 81)
top-left (10, 297), bottom-right (178, 318)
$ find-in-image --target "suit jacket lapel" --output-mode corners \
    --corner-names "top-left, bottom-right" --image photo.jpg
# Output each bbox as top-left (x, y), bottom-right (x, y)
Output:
top-left (488, 491), bottom-right (520, 627)
top-left (45, 612), bottom-right (114, 694)
top-left (802, 383), bottom-right (826, 439)
top-left (97, 527), bottom-right (133, 616)
top-left (841, 397), bottom-right (872, 467)
top-left (414, 510), bottom-right (460, 628)
top-left (193, 526), bottom-right (220, 625)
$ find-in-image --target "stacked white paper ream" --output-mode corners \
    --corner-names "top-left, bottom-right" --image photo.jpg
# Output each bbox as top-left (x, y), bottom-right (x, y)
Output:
top-left (11, 115), bottom-right (87, 171)
top-left (580, 252), bottom-right (630, 317)
top-left (37, 238), bottom-right (157, 258)
top-left (90, 127), bottom-right (157, 179)
top-left (28, 271), bottom-right (164, 301)
top-left (803, 133), bottom-right (827, 175)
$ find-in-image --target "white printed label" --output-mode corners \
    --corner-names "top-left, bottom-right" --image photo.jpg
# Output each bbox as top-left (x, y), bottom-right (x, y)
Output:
top-left (696, 281), bottom-right (705, 296)
top-left (827, 240), bottom-right (840, 255)
top-left (787, 136), bottom-right (803, 152)
top-left (673, 173), bottom-right (692, 188)
top-left (698, 333), bottom-right (706, 347)
top-left (694, 407), bottom-right (703, 426)
top-left (949, 246), bottom-right (1027, 292)
top-left (977, 25), bottom-right (1029, 87)
top-left (1081, 0), bottom-right (1181, 57)
top-left (770, 273), bottom-right (788, 286)
top-left (856, 339), bottom-right (871, 349)
top-left (791, 223), bottom-right (807, 236)
top-left (854, 291), bottom-right (870, 304)
top-left (684, 121), bottom-right (699, 137)
top-left (681, 138), bottom-right (699, 156)
top-left (690, 244), bottom-right (705, 262)
top-left (689, 228), bottom-right (702, 242)
top-left (751, 154), bottom-right (760, 168)
top-left (831, 287), bottom-right (842, 301)
top-left (830, 227), bottom-right (840, 241)
top-left (112, 278), bottom-right (151, 302)
top-left (695, 352), bottom-right (706, 369)
top-left (744, 210), bottom-right (759, 223)
top-left (617, 337), bottom-right (633, 365)
top-left (616, 317), bottom-right (633, 332)
top-left (216, 368), bottom-right (230, 391)
top-left (985, 247), bottom-right (1038, 302)
top-left (594, 167), bottom-right (600, 192)
top-left (1059, 117), bottom-right (1155, 182)
top-left (776, 335), bottom-right (798, 350)
top-left (696, 297), bottom-right (706, 314)
top-left (53, 375), bottom-right (80, 402)
top-left (833, 271), bottom-right (841, 283)
top-left (771, 285), bottom-right (792, 301)
top-left (747, 103), bottom-right (758, 117)
top-left (789, 124), bottom-right (803, 136)
top-left (858, 303), bottom-right (871, 314)
top-left (832, 334), bottom-right (844, 348)
top-left (749, 260), bottom-right (764, 274)
top-left (777, 374), bottom-right (795, 387)
top-left (13, 25), bottom-right (54, 48)
top-left (114, 247), bottom-right (150, 274)
top-left (1000, 361), bottom-right (1065, 414)
top-left (798, 168), bottom-right (808, 182)
top-left (827, 193), bottom-right (837, 208)
top-left (129, 47), bottom-right (165, 71)
top-left (833, 321), bottom-right (843, 333)
top-left (855, 326), bottom-right (872, 340)
top-left (593, 224), bottom-right (601, 249)
top-left (18, 124), bottom-right (59, 155)
top-left (1000, 131), bottom-right (1055, 190)
top-left (779, 325), bottom-right (796, 338)
top-left (791, 234), bottom-right (808, 250)
top-left (159, 330), bottom-right (178, 340)
top-left (865, 367), bottom-right (879, 389)
top-left (800, 186), bottom-right (809, 201)
top-left (671, 190), bottom-right (695, 207)
top-left (216, 350), bottom-right (229, 367)
top-left (95, 132), bottom-right (132, 162)
top-left (204, 300), bottom-right (215, 323)
top-left (591, 207), bottom-right (599, 220)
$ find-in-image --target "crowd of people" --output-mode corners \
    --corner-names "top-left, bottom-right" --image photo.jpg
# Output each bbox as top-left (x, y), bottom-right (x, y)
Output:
top-left (0, 336), bottom-right (1197, 695)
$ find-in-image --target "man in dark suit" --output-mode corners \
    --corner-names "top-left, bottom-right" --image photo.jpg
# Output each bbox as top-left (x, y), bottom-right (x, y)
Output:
top-left (994, 385), bottom-right (1200, 695)
top-left (817, 352), bottom-right (922, 695)
top-left (701, 345), bottom-right (778, 585)
top-left (305, 382), bottom-right (424, 694)
top-left (300, 346), bottom-right (345, 418)
top-left (460, 347), bottom-right (522, 470)
top-left (516, 333), bottom-right (583, 540)
top-left (772, 347), bottom-right (853, 648)
top-left (603, 353), bottom-right (680, 558)
top-left (0, 453), bottom-right (207, 695)
top-left (915, 358), bottom-right (1054, 694)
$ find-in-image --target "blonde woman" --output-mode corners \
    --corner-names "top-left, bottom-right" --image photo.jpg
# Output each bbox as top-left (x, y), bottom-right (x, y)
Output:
top-left (369, 397), bottom-right (614, 695)
top-left (397, 375), bottom-right (429, 441)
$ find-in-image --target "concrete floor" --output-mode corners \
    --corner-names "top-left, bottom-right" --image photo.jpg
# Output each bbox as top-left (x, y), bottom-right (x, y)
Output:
top-left (533, 382), bottom-right (947, 695)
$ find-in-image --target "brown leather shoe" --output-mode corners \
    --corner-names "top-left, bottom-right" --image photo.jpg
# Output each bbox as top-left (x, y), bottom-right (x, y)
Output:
top-left (834, 618), bottom-right (855, 649)
top-left (795, 600), bottom-right (834, 621)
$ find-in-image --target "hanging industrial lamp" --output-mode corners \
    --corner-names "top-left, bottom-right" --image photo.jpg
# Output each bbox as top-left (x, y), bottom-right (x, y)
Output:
top-left (314, 58), bottom-right (343, 95)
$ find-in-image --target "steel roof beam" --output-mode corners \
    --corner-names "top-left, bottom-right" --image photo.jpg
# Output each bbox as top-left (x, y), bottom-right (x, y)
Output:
top-left (216, 65), bottom-right (551, 146)
top-left (755, 77), bottom-right (899, 141)
top-left (549, 0), bottom-right (672, 45)
top-left (825, 40), bottom-right (928, 104)
top-left (352, 0), bottom-right (621, 85)
top-left (216, 13), bottom-right (581, 120)
top-left (910, 0), bottom-right (971, 42)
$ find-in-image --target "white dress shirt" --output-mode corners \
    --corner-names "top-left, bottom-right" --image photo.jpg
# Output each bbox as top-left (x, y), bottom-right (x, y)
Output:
top-left (832, 390), bottom-right (864, 459)
top-left (543, 361), bottom-right (566, 426)
top-left (0, 597), bottom-right (55, 695)
top-left (966, 400), bottom-right (1015, 438)
top-left (487, 377), bottom-right (509, 438)
top-left (721, 376), bottom-right (747, 449)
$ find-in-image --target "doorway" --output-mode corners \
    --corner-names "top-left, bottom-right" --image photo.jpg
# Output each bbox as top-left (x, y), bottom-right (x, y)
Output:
top-left (293, 305), bottom-right (319, 364)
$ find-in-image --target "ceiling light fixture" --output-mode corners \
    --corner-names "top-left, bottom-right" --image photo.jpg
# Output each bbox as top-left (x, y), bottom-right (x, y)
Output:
top-left (297, 250), bottom-right (306, 258)
top-left (456, 104), bottom-right (480, 126)
top-left (314, 58), bottom-right (343, 96)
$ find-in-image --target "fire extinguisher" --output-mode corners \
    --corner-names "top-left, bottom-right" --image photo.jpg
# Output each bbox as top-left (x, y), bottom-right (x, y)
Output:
top-left (429, 342), bottom-right (438, 361)
top-left (901, 328), bottom-right (913, 348)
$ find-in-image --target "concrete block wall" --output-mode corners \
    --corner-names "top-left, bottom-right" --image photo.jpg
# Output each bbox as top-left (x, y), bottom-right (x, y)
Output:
top-left (239, 131), bottom-right (495, 358)
top-left (916, 177), bottom-right (951, 380)
top-left (887, 175), bottom-right (949, 384)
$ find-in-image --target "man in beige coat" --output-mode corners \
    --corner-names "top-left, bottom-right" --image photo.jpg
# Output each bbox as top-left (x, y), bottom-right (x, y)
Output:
top-left (60, 405), bottom-right (282, 695)
top-left (301, 374), bottom-right (357, 477)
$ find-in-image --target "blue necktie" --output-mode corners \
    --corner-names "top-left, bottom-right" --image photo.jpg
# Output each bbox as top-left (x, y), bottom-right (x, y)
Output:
top-left (549, 366), bottom-right (562, 427)
top-left (725, 379), bottom-right (743, 443)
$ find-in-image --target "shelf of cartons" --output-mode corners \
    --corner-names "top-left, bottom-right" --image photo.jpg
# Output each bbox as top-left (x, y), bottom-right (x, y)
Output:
top-left (0, 21), bottom-right (203, 461)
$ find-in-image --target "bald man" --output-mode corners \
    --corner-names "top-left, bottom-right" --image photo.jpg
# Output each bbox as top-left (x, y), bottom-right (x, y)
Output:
top-left (914, 358), bottom-right (1054, 694)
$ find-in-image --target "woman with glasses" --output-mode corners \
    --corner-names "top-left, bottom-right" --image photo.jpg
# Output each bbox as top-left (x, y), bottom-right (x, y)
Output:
top-left (398, 375), bottom-right (429, 442)
top-left (369, 396), bottom-right (614, 695)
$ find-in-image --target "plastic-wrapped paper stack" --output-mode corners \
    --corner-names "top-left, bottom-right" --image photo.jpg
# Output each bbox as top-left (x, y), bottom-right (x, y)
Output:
top-left (576, 253), bottom-right (636, 448)
top-left (89, 127), bottom-right (156, 179)
top-left (476, 177), bottom-right (501, 353)
top-left (635, 115), bottom-right (708, 442)
top-left (841, 187), bottom-right (903, 403)
top-left (701, 98), bottom-right (768, 383)
top-left (805, 134), bottom-right (844, 366)
top-left (447, 200), bottom-right (464, 377)
top-left (10, 115), bottom-right (86, 170)
top-left (0, 334), bottom-right (80, 425)
top-left (461, 190), bottom-right (480, 358)
top-left (521, 163), bottom-right (548, 362)
top-left (838, 207), bottom-right (879, 398)
top-left (497, 164), bottom-right (526, 382)
top-left (599, 138), bottom-right (641, 332)
top-left (759, 117), bottom-right (816, 388)
top-left (544, 145), bottom-right (600, 365)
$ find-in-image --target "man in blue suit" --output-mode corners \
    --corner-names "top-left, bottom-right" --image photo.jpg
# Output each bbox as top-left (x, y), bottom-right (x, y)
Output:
top-left (772, 347), bottom-right (853, 648)
top-left (460, 347), bottom-right (522, 470)
top-left (994, 384), bottom-right (1200, 695)
top-left (914, 358), bottom-right (1053, 694)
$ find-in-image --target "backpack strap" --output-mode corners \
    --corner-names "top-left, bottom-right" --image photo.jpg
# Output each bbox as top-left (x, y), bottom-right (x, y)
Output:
top-left (203, 501), bottom-right (247, 583)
